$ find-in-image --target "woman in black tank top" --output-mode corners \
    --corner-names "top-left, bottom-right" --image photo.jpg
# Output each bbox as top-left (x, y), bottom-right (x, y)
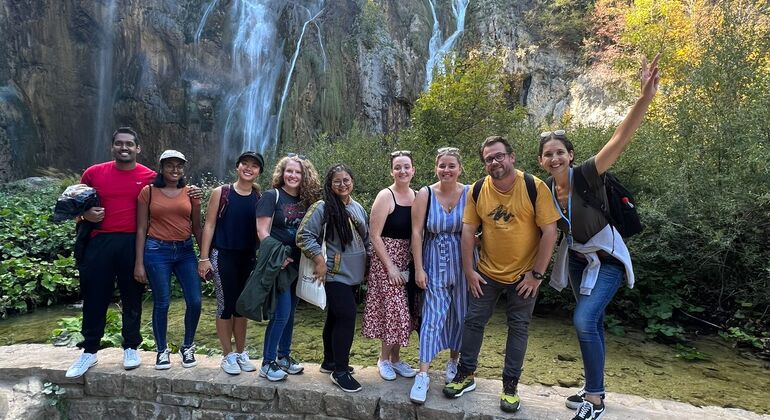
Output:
top-left (362, 151), bottom-right (419, 382)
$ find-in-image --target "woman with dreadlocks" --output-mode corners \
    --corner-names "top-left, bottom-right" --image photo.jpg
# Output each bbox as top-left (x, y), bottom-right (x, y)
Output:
top-left (296, 164), bottom-right (372, 393)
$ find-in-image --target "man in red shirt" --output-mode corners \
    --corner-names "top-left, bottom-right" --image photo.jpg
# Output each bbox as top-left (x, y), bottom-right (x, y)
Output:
top-left (66, 127), bottom-right (156, 378)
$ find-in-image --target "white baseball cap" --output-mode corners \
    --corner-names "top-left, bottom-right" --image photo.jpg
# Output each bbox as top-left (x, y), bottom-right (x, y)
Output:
top-left (159, 149), bottom-right (187, 163)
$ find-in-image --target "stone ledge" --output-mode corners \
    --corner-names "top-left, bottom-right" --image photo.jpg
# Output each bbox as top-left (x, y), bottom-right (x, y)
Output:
top-left (0, 344), bottom-right (767, 419)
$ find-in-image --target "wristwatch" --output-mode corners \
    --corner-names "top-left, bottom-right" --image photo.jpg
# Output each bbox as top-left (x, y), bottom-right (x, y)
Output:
top-left (532, 271), bottom-right (545, 281)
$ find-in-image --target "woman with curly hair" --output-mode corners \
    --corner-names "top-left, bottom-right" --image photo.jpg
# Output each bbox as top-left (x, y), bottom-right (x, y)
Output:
top-left (256, 153), bottom-right (321, 381)
top-left (297, 164), bottom-right (371, 393)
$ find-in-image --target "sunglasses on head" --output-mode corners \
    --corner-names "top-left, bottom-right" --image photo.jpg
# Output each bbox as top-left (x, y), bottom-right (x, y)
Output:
top-left (540, 130), bottom-right (567, 140)
top-left (437, 147), bottom-right (460, 155)
top-left (390, 150), bottom-right (412, 157)
top-left (287, 152), bottom-right (307, 160)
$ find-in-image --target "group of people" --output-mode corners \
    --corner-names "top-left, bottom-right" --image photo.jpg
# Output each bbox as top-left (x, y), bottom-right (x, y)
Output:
top-left (64, 55), bottom-right (659, 420)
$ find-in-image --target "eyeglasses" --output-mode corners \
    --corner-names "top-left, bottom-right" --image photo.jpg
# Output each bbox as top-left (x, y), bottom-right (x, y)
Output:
top-left (287, 153), bottom-right (307, 160)
top-left (483, 152), bottom-right (509, 165)
top-left (437, 147), bottom-right (460, 155)
top-left (540, 130), bottom-right (567, 140)
top-left (390, 150), bottom-right (412, 157)
top-left (332, 179), bottom-right (353, 187)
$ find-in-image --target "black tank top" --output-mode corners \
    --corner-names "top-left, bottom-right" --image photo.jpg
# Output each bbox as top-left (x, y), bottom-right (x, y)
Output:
top-left (213, 185), bottom-right (259, 251)
top-left (381, 188), bottom-right (413, 240)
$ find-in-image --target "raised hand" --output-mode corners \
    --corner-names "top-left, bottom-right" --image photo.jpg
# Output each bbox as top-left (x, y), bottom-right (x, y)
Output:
top-left (641, 53), bottom-right (661, 100)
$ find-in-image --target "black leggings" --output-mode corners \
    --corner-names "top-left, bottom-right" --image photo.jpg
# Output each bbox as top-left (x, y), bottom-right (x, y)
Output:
top-left (323, 282), bottom-right (358, 373)
top-left (212, 248), bottom-right (255, 319)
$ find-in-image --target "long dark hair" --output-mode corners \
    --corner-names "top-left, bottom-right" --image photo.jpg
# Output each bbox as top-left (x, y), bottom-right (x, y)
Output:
top-left (152, 172), bottom-right (186, 188)
top-left (322, 164), bottom-right (354, 251)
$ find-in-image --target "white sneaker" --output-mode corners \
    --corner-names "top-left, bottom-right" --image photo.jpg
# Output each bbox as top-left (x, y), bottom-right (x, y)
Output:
top-left (237, 352), bottom-right (257, 372)
top-left (123, 348), bottom-right (141, 370)
top-left (446, 359), bottom-right (458, 384)
top-left (410, 372), bottom-right (430, 404)
top-left (221, 352), bottom-right (241, 375)
top-left (391, 360), bottom-right (417, 378)
top-left (65, 352), bottom-right (97, 378)
top-left (377, 359), bottom-right (396, 381)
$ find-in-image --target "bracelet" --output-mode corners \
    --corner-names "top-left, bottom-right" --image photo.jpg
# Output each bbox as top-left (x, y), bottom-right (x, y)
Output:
top-left (198, 258), bottom-right (210, 262)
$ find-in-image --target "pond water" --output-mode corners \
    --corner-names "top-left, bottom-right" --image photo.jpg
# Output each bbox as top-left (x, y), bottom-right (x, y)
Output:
top-left (1, 298), bottom-right (768, 413)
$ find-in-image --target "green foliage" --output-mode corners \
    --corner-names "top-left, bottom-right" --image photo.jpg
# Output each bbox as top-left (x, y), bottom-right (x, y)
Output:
top-left (674, 344), bottom-right (710, 362)
top-left (51, 307), bottom-right (156, 351)
top-left (0, 185), bottom-right (79, 317)
top-left (42, 381), bottom-right (69, 419)
top-left (524, 0), bottom-right (594, 48)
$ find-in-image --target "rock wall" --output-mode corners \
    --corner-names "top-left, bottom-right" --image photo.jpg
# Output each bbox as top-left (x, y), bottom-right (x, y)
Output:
top-left (0, 0), bottom-right (625, 182)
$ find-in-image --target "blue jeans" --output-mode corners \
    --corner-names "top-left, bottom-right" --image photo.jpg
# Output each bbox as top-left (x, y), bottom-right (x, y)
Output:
top-left (568, 253), bottom-right (624, 395)
top-left (262, 279), bottom-right (299, 364)
top-left (144, 237), bottom-right (202, 351)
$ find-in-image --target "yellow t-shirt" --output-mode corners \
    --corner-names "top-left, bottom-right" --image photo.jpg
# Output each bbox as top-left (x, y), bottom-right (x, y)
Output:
top-left (462, 171), bottom-right (560, 284)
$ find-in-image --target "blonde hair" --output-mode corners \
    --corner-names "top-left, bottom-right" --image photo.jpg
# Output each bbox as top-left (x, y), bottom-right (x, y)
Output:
top-left (270, 156), bottom-right (321, 208)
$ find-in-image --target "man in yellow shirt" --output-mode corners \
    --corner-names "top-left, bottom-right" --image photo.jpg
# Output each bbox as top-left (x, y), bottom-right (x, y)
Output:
top-left (443, 136), bottom-right (560, 413)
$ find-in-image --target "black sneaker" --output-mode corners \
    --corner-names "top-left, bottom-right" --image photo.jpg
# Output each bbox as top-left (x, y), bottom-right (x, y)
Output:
top-left (320, 361), bottom-right (355, 374)
top-left (180, 345), bottom-right (197, 368)
top-left (566, 388), bottom-right (605, 409)
top-left (331, 371), bottom-right (362, 393)
top-left (500, 378), bottom-right (521, 413)
top-left (155, 349), bottom-right (171, 370)
top-left (572, 401), bottom-right (606, 420)
top-left (442, 367), bottom-right (476, 398)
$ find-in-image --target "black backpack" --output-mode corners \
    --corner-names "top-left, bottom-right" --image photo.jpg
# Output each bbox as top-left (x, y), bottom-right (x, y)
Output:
top-left (568, 170), bottom-right (643, 238)
top-left (472, 173), bottom-right (537, 211)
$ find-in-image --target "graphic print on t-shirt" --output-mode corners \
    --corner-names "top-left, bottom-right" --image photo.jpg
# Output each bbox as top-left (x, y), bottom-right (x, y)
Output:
top-left (281, 201), bottom-right (304, 238)
top-left (487, 204), bottom-right (514, 224)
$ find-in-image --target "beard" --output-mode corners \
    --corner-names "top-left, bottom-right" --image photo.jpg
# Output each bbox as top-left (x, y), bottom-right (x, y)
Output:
top-left (489, 165), bottom-right (509, 180)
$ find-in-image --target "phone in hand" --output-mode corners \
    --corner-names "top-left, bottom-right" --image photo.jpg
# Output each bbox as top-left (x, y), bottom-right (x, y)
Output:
top-left (204, 270), bottom-right (214, 281)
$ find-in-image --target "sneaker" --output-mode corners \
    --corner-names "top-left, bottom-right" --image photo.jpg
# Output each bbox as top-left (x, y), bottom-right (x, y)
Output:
top-left (572, 401), bottom-right (606, 420)
top-left (155, 349), bottom-right (171, 370)
top-left (377, 359), bottom-right (397, 381)
top-left (65, 352), bottom-right (97, 378)
top-left (566, 388), bottom-right (606, 410)
top-left (445, 359), bottom-right (458, 384)
top-left (391, 360), bottom-right (417, 378)
top-left (259, 361), bottom-right (288, 382)
top-left (277, 355), bottom-right (304, 374)
top-left (180, 345), bottom-right (197, 368)
top-left (331, 371), bottom-right (362, 393)
top-left (409, 372), bottom-right (430, 404)
top-left (236, 351), bottom-right (256, 372)
top-left (442, 368), bottom-right (476, 398)
top-left (221, 352), bottom-right (241, 375)
top-left (319, 362), bottom-right (355, 374)
top-left (500, 378), bottom-right (521, 413)
top-left (123, 348), bottom-right (141, 370)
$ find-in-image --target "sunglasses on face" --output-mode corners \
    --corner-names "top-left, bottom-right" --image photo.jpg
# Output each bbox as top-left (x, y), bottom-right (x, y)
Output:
top-left (390, 150), bottom-right (412, 157)
top-left (332, 179), bottom-right (353, 187)
top-left (287, 152), bottom-right (307, 160)
top-left (540, 130), bottom-right (567, 140)
top-left (483, 152), bottom-right (509, 165)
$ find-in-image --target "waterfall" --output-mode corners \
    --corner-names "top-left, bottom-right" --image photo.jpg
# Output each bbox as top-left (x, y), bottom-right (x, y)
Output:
top-left (196, 0), bottom-right (325, 171)
top-left (424, 0), bottom-right (470, 90)
top-left (91, 0), bottom-right (117, 162)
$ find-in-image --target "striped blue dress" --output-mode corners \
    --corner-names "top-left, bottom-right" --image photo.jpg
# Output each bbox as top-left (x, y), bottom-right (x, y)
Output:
top-left (418, 184), bottom-right (469, 363)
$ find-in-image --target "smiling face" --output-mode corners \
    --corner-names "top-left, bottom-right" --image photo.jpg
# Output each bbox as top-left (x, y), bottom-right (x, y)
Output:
top-left (283, 159), bottom-right (303, 190)
top-left (236, 156), bottom-right (261, 183)
top-left (435, 154), bottom-right (461, 182)
top-left (160, 158), bottom-right (185, 185)
top-left (481, 142), bottom-right (514, 180)
top-left (538, 139), bottom-right (574, 176)
top-left (391, 155), bottom-right (415, 185)
top-left (111, 133), bottom-right (140, 163)
top-left (331, 170), bottom-right (354, 202)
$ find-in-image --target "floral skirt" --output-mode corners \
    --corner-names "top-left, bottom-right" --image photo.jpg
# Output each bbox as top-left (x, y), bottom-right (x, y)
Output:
top-left (361, 237), bottom-right (413, 346)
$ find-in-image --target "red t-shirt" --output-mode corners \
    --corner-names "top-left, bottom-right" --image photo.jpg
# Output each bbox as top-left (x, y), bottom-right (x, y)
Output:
top-left (81, 161), bottom-right (156, 235)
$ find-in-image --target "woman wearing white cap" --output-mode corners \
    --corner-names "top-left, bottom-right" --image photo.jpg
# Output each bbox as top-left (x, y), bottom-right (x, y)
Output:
top-left (134, 150), bottom-right (203, 370)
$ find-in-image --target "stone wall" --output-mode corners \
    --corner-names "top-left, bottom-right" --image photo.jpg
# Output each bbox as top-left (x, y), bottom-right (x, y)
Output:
top-left (0, 345), bottom-right (765, 420)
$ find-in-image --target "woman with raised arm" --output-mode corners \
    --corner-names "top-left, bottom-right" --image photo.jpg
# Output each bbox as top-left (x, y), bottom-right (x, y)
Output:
top-left (362, 150), bottom-right (418, 382)
top-left (197, 152), bottom-right (263, 375)
top-left (256, 153), bottom-right (321, 382)
top-left (408, 147), bottom-right (469, 405)
top-left (297, 164), bottom-right (372, 393)
top-left (134, 150), bottom-right (202, 370)
top-left (537, 54), bottom-right (660, 420)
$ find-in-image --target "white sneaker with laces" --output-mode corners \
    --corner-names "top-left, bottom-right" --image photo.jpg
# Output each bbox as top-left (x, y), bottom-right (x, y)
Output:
top-left (123, 348), bottom-right (141, 370)
top-left (446, 358), bottom-right (458, 384)
top-left (377, 359), bottom-right (397, 381)
top-left (391, 360), bottom-right (417, 378)
top-left (65, 352), bottom-right (97, 378)
top-left (409, 372), bottom-right (430, 404)
top-left (236, 351), bottom-right (256, 372)
top-left (221, 352), bottom-right (241, 375)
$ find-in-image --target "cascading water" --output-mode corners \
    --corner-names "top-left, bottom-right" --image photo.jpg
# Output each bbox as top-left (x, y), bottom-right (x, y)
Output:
top-left (196, 0), bottom-right (325, 171)
top-left (92, 0), bottom-right (117, 162)
top-left (424, 0), bottom-right (470, 90)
